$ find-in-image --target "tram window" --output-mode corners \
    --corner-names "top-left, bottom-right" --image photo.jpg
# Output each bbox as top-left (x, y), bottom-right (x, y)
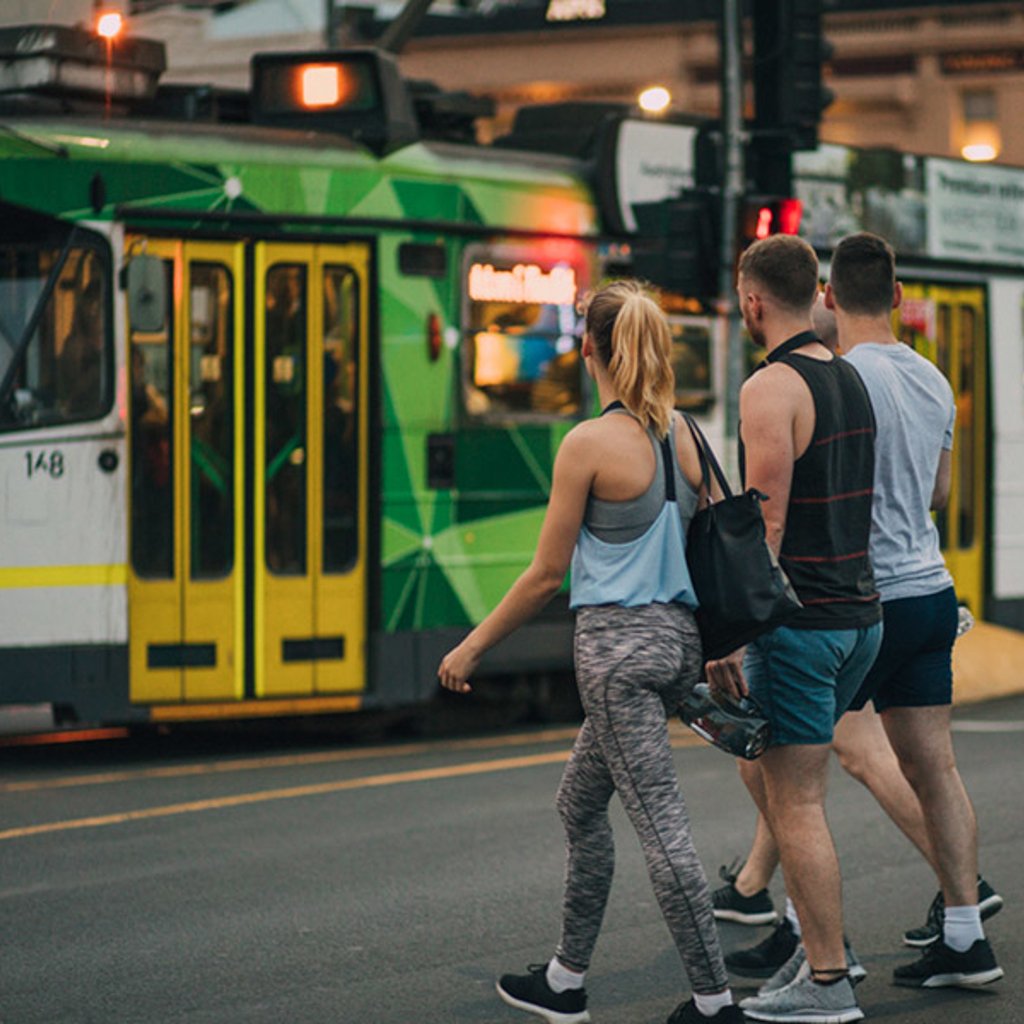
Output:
top-left (189, 263), bottom-right (234, 580)
top-left (398, 242), bottom-right (446, 279)
top-left (322, 265), bottom-right (359, 573)
top-left (0, 242), bottom-right (111, 431)
top-left (463, 264), bottom-right (582, 420)
top-left (130, 259), bottom-right (174, 580)
top-left (265, 264), bottom-right (308, 575)
top-left (670, 319), bottom-right (714, 413)
top-left (958, 304), bottom-right (977, 549)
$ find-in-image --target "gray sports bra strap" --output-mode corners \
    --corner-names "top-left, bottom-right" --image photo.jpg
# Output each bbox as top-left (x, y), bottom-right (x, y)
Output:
top-left (599, 401), bottom-right (676, 505)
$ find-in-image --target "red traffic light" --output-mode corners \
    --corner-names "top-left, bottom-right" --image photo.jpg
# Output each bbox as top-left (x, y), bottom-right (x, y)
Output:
top-left (743, 196), bottom-right (803, 244)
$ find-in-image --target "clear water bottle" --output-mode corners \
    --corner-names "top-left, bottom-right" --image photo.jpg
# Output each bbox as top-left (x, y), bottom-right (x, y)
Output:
top-left (679, 682), bottom-right (771, 760)
top-left (957, 605), bottom-right (975, 638)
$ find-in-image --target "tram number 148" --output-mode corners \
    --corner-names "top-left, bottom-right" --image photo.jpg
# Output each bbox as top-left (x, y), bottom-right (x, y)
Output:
top-left (25, 450), bottom-right (65, 479)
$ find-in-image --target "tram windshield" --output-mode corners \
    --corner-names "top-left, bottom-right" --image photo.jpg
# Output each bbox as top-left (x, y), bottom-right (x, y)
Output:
top-left (0, 211), bottom-right (111, 430)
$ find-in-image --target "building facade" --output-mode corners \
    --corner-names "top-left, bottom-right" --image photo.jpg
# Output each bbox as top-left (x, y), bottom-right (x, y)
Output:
top-left (3, 0), bottom-right (1021, 166)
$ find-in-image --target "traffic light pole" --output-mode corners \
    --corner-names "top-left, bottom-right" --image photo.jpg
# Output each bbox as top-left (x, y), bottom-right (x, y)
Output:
top-left (719, 0), bottom-right (746, 467)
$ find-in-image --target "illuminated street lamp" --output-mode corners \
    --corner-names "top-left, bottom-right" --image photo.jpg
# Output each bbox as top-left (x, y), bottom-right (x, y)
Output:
top-left (95, 10), bottom-right (123, 39)
top-left (961, 123), bottom-right (1000, 163)
top-left (638, 85), bottom-right (671, 115)
top-left (94, 8), bottom-right (124, 117)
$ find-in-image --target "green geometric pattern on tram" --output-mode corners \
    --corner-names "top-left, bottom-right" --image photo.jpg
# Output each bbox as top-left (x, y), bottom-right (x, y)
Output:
top-left (384, 550), bottom-right (468, 631)
top-left (114, 162), bottom-right (255, 213)
top-left (380, 382), bottom-right (421, 538)
top-left (392, 178), bottom-right (483, 225)
top-left (296, 166), bottom-right (332, 215)
top-left (430, 494), bottom-right (454, 539)
top-left (430, 506), bottom-right (546, 623)
top-left (350, 176), bottom-right (407, 220)
top-left (3, 159), bottom-right (233, 218)
top-left (324, 168), bottom-right (382, 215)
top-left (382, 517), bottom-right (424, 570)
top-left (455, 425), bottom-right (552, 523)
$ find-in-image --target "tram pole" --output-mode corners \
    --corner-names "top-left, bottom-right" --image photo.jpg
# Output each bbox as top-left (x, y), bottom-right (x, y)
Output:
top-left (719, 0), bottom-right (746, 467)
top-left (377, 0), bottom-right (436, 54)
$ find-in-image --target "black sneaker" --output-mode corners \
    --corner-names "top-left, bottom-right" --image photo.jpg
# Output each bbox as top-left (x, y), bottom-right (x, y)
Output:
top-left (902, 877), bottom-right (1004, 947)
top-left (893, 938), bottom-right (1004, 988)
top-left (667, 997), bottom-right (747, 1023)
top-left (725, 918), bottom-right (800, 978)
top-left (496, 964), bottom-right (590, 1024)
top-left (713, 862), bottom-right (777, 925)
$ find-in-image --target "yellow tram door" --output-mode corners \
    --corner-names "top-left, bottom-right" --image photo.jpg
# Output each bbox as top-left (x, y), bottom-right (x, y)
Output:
top-left (127, 237), bottom-right (245, 704)
top-left (897, 283), bottom-right (987, 614)
top-left (254, 242), bottom-right (369, 697)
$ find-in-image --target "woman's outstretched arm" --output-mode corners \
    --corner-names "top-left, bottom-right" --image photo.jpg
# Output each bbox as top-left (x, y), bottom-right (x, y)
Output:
top-left (438, 428), bottom-right (594, 693)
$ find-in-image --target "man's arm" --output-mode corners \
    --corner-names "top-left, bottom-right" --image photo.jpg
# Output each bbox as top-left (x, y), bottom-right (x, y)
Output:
top-left (931, 448), bottom-right (952, 510)
top-left (704, 368), bottom-right (800, 702)
top-left (739, 368), bottom-right (799, 556)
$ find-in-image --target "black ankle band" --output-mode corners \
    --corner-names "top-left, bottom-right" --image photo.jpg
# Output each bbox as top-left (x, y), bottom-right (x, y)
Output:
top-left (811, 968), bottom-right (849, 986)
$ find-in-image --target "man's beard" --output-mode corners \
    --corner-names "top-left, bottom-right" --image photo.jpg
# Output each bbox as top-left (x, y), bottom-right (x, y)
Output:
top-left (743, 314), bottom-right (766, 349)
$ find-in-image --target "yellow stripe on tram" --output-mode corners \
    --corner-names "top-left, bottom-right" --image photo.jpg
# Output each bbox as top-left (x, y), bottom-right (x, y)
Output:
top-left (0, 565), bottom-right (128, 588)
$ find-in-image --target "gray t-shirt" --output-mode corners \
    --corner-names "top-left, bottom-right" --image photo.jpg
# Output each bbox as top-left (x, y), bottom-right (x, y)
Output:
top-left (844, 341), bottom-right (955, 601)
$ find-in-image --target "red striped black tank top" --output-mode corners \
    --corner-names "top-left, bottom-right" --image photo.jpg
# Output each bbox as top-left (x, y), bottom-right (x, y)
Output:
top-left (743, 333), bottom-right (882, 630)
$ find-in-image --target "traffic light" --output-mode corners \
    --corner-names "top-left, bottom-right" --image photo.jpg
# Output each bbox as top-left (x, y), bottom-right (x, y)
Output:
top-left (630, 189), bottom-right (720, 299)
top-left (739, 196), bottom-right (804, 248)
top-left (752, 0), bottom-right (834, 151)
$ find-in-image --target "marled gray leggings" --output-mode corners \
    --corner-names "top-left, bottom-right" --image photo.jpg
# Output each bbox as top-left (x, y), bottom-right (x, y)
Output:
top-left (555, 603), bottom-right (729, 994)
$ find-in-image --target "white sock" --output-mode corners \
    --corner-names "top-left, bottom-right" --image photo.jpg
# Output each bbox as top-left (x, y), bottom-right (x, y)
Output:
top-left (943, 904), bottom-right (984, 952)
top-left (693, 990), bottom-right (735, 1016)
top-left (547, 957), bottom-right (585, 992)
top-left (785, 897), bottom-right (802, 937)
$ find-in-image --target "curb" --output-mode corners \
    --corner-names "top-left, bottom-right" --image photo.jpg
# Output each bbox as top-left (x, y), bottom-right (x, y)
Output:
top-left (953, 621), bottom-right (1024, 706)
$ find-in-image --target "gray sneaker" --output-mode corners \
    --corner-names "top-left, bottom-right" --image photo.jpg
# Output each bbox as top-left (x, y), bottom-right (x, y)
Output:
top-left (753, 941), bottom-right (867, 998)
top-left (740, 973), bottom-right (864, 1023)
top-left (752, 945), bottom-right (809, 998)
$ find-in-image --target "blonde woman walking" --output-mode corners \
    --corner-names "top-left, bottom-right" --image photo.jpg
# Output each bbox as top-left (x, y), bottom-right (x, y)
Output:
top-left (439, 280), bottom-right (742, 1024)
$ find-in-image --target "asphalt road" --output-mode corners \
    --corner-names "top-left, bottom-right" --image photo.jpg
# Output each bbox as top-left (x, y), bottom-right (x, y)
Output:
top-left (0, 694), bottom-right (1020, 1024)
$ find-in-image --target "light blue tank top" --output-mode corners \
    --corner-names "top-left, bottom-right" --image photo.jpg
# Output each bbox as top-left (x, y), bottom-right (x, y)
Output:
top-left (569, 409), bottom-right (700, 610)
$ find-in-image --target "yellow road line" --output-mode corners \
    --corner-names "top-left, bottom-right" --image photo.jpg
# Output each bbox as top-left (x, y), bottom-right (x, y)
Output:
top-left (0, 564), bottom-right (128, 588)
top-left (0, 726), bottom-right (583, 793)
top-left (2, 723), bottom-right (699, 794)
top-left (0, 750), bottom-right (573, 842)
top-left (0, 730), bottom-right (703, 843)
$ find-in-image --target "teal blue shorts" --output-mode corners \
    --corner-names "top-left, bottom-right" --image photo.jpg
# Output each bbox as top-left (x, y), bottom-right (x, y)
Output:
top-left (744, 623), bottom-right (883, 746)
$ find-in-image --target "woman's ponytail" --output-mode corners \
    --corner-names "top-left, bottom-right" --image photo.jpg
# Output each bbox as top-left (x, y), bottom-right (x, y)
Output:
top-left (584, 280), bottom-right (675, 437)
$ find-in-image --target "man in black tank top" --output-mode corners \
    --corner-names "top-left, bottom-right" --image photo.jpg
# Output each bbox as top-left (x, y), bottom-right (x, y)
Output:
top-left (707, 235), bottom-right (882, 1024)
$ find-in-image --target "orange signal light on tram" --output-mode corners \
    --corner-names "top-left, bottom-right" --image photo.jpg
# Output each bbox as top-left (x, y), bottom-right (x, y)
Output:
top-left (95, 11), bottom-right (124, 40)
top-left (301, 65), bottom-right (342, 108)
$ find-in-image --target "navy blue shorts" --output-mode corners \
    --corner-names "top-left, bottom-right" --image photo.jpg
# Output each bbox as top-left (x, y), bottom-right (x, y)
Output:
top-left (847, 586), bottom-right (958, 713)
